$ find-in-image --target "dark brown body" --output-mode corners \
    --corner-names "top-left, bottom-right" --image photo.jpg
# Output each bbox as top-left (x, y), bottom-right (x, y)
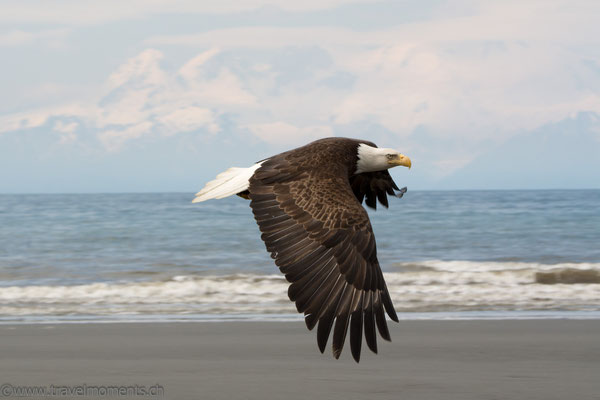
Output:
top-left (243, 138), bottom-right (404, 362)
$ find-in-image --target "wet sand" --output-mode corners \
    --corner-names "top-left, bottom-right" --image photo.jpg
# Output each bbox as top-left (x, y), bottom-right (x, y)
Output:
top-left (1, 320), bottom-right (599, 399)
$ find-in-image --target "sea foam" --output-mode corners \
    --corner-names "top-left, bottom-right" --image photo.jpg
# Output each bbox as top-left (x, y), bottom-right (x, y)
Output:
top-left (1, 261), bottom-right (599, 320)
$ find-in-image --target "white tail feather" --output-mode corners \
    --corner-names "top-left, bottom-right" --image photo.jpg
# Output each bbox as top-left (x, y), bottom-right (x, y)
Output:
top-left (192, 162), bottom-right (263, 203)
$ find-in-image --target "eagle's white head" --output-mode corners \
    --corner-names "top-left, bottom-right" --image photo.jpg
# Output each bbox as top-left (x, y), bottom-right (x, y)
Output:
top-left (355, 143), bottom-right (411, 174)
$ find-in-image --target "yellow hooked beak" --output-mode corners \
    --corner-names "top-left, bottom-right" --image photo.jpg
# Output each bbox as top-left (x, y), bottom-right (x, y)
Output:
top-left (389, 153), bottom-right (411, 169)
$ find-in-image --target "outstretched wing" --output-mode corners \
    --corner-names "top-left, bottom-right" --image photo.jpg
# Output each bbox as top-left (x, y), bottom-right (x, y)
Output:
top-left (248, 154), bottom-right (399, 362)
top-left (350, 170), bottom-right (406, 209)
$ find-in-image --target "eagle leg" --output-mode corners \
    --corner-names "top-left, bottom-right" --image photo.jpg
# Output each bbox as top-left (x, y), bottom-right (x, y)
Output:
top-left (394, 187), bottom-right (408, 199)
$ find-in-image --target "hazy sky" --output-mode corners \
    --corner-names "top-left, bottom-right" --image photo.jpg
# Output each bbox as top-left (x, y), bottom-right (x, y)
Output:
top-left (1, 0), bottom-right (599, 192)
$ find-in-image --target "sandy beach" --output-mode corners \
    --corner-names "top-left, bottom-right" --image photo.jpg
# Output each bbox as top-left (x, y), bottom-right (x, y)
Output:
top-left (1, 320), bottom-right (598, 399)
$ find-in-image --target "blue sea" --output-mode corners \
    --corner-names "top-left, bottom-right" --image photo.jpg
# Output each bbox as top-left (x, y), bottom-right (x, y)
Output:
top-left (1, 190), bottom-right (599, 323)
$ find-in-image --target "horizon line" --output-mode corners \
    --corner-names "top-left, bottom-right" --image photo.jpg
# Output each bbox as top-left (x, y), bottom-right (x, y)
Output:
top-left (1, 188), bottom-right (599, 195)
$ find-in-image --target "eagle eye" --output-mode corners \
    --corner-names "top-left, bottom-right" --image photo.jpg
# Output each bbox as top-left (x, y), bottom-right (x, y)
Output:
top-left (386, 154), bottom-right (395, 160)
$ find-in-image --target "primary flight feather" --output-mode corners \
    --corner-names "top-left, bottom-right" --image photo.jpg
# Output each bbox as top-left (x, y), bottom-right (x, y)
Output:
top-left (193, 137), bottom-right (411, 362)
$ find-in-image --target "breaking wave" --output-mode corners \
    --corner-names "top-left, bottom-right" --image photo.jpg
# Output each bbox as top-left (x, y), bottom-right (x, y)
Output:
top-left (1, 261), bottom-right (599, 319)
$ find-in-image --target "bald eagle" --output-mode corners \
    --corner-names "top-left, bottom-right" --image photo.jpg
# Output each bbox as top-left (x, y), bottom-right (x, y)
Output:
top-left (193, 137), bottom-right (411, 362)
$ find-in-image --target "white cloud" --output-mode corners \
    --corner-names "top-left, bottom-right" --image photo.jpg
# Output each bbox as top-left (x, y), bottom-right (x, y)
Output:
top-left (179, 68), bottom-right (257, 107)
top-left (53, 121), bottom-right (79, 144)
top-left (0, 108), bottom-right (64, 134)
top-left (93, 49), bottom-right (250, 147)
top-left (3, 0), bottom-right (600, 178)
top-left (178, 48), bottom-right (220, 81)
top-left (0, 0), bottom-right (384, 25)
top-left (157, 106), bottom-right (218, 135)
top-left (247, 122), bottom-right (333, 146)
top-left (147, 27), bottom-right (367, 48)
top-left (53, 120), bottom-right (78, 134)
top-left (141, 1), bottom-right (600, 145)
top-left (98, 89), bottom-right (153, 127)
top-left (0, 28), bottom-right (69, 47)
top-left (99, 121), bottom-right (154, 151)
top-left (106, 49), bottom-right (167, 90)
top-left (1, 48), bottom-right (252, 150)
top-left (145, 1), bottom-right (600, 48)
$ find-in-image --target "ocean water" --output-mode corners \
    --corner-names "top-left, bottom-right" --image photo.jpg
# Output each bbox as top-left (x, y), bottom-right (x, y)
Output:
top-left (0, 190), bottom-right (599, 322)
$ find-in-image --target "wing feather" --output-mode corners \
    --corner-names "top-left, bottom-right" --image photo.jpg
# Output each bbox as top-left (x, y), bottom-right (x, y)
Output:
top-left (289, 256), bottom-right (337, 304)
top-left (306, 274), bottom-right (345, 330)
top-left (364, 292), bottom-right (378, 353)
top-left (317, 287), bottom-right (343, 353)
top-left (350, 170), bottom-right (404, 210)
top-left (375, 292), bottom-right (391, 342)
top-left (295, 260), bottom-right (339, 313)
top-left (248, 148), bottom-right (399, 362)
top-left (332, 287), bottom-right (355, 359)
top-left (350, 296), bottom-right (364, 362)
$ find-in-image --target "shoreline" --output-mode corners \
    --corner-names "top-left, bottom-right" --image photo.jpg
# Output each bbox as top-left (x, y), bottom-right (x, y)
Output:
top-left (2, 320), bottom-right (599, 399)
top-left (2, 309), bottom-right (600, 325)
